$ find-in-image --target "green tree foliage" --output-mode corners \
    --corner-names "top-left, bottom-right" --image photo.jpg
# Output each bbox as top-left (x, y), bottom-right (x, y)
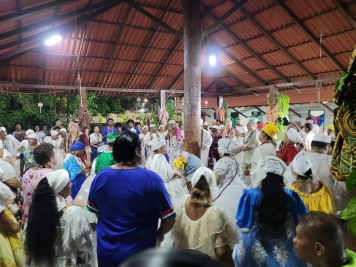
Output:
top-left (0, 93), bottom-right (136, 130)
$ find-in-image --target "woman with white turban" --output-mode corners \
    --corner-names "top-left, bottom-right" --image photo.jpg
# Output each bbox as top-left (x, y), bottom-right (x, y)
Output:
top-left (0, 181), bottom-right (26, 267)
top-left (233, 157), bottom-right (307, 267)
top-left (213, 138), bottom-right (246, 219)
top-left (277, 128), bottom-right (303, 165)
top-left (145, 139), bottom-right (188, 206)
top-left (24, 169), bottom-right (95, 267)
top-left (43, 130), bottom-right (65, 170)
top-left (289, 151), bottom-right (335, 213)
top-left (172, 167), bottom-right (236, 267)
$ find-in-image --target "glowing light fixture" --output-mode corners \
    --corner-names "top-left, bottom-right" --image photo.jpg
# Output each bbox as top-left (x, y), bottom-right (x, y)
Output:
top-left (209, 54), bottom-right (217, 66)
top-left (44, 34), bottom-right (62, 46)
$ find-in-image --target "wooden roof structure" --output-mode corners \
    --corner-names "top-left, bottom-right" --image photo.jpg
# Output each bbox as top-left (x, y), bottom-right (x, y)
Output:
top-left (0, 0), bottom-right (355, 97)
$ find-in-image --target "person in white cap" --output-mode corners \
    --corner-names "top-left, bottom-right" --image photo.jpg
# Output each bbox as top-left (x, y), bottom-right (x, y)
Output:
top-left (19, 133), bottom-right (39, 175)
top-left (24, 169), bottom-right (95, 267)
top-left (213, 138), bottom-right (246, 219)
top-left (240, 118), bottom-right (260, 183)
top-left (145, 124), bottom-right (162, 159)
top-left (233, 156), bottom-right (307, 267)
top-left (145, 139), bottom-right (188, 207)
top-left (172, 167), bottom-right (236, 266)
top-left (158, 124), bottom-right (168, 140)
top-left (200, 119), bottom-right (213, 167)
top-left (289, 151), bottom-right (335, 214)
top-left (277, 128), bottom-right (303, 165)
top-left (0, 127), bottom-right (20, 159)
top-left (43, 130), bottom-right (65, 170)
top-left (302, 134), bottom-right (349, 212)
top-left (0, 181), bottom-right (26, 266)
top-left (165, 120), bottom-right (183, 163)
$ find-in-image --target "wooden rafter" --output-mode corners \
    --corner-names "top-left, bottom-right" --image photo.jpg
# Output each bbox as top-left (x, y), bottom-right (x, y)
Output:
top-left (321, 103), bottom-right (334, 113)
top-left (123, 0), bottom-right (183, 40)
top-left (253, 106), bottom-right (266, 115)
top-left (289, 108), bottom-right (302, 118)
top-left (276, 0), bottom-right (346, 72)
top-left (334, 0), bottom-right (356, 30)
top-left (232, 108), bottom-right (247, 118)
top-left (124, 0), bottom-right (175, 88)
top-left (0, 1), bottom-right (123, 62)
top-left (201, 0), bottom-right (249, 38)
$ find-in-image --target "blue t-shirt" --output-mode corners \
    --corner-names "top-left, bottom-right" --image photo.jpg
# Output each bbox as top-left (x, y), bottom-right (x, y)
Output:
top-left (87, 167), bottom-right (174, 267)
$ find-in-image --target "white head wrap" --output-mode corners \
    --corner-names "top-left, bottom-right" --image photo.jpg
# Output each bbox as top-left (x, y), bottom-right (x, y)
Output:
top-left (235, 126), bottom-right (245, 134)
top-left (149, 124), bottom-right (156, 128)
top-left (286, 128), bottom-right (303, 144)
top-left (251, 156), bottom-right (289, 187)
top-left (159, 125), bottom-right (165, 130)
top-left (218, 138), bottom-right (238, 155)
top-left (46, 170), bottom-right (70, 211)
top-left (0, 127), bottom-right (6, 132)
top-left (51, 130), bottom-right (59, 136)
top-left (27, 133), bottom-right (39, 141)
top-left (148, 139), bottom-right (166, 151)
top-left (26, 129), bottom-right (34, 136)
top-left (142, 125), bottom-right (149, 131)
top-left (191, 167), bottom-right (218, 200)
top-left (291, 151), bottom-right (315, 177)
top-left (59, 128), bottom-right (67, 133)
top-left (0, 182), bottom-right (15, 207)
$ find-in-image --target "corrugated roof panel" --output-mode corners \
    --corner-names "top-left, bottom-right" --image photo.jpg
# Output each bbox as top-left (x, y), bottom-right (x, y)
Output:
top-left (21, 8), bottom-right (56, 25)
top-left (127, 7), bottom-right (157, 28)
top-left (58, 0), bottom-right (92, 14)
top-left (161, 11), bottom-right (183, 32)
top-left (254, 5), bottom-right (293, 31)
top-left (210, 1), bottom-right (244, 25)
top-left (151, 76), bottom-right (173, 88)
top-left (86, 22), bottom-right (119, 42)
top-left (211, 30), bottom-right (238, 47)
top-left (305, 10), bottom-right (353, 38)
top-left (246, 36), bottom-right (276, 54)
top-left (254, 68), bottom-right (280, 81)
top-left (229, 18), bottom-right (261, 41)
top-left (0, 36), bottom-right (18, 47)
top-left (302, 57), bottom-right (339, 73)
top-left (135, 62), bottom-right (159, 75)
top-left (201, 78), bottom-right (215, 88)
top-left (110, 59), bottom-right (133, 74)
top-left (225, 62), bottom-right (247, 75)
top-left (0, 0), bottom-right (17, 15)
top-left (227, 45), bottom-right (251, 60)
top-left (235, 73), bottom-right (261, 85)
top-left (150, 32), bottom-right (176, 49)
top-left (166, 51), bottom-right (184, 65)
top-left (287, 42), bottom-right (321, 61)
top-left (242, 0), bottom-right (274, 15)
top-left (160, 65), bottom-right (182, 76)
top-left (80, 58), bottom-right (104, 71)
top-left (0, 21), bottom-right (18, 35)
top-left (105, 74), bottom-right (126, 86)
top-left (95, 2), bottom-right (131, 23)
top-left (272, 24), bottom-right (309, 47)
top-left (142, 47), bottom-right (168, 63)
top-left (335, 52), bottom-right (354, 67)
top-left (221, 77), bottom-right (240, 87)
top-left (114, 45), bottom-right (141, 60)
top-left (284, 0), bottom-right (336, 20)
top-left (261, 50), bottom-right (293, 66)
top-left (322, 31), bottom-right (356, 54)
top-left (119, 27), bottom-right (150, 46)
top-left (275, 64), bottom-right (307, 77)
top-left (241, 57), bottom-right (266, 70)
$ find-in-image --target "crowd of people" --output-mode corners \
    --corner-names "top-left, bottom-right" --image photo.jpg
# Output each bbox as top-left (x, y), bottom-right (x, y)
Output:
top-left (0, 115), bottom-right (354, 267)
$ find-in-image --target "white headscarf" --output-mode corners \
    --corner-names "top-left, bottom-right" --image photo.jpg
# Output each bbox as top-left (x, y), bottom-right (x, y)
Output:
top-left (0, 182), bottom-right (15, 213)
top-left (235, 126), bottom-right (245, 134)
top-left (291, 151), bottom-right (315, 177)
top-left (148, 139), bottom-right (166, 151)
top-left (50, 130), bottom-right (59, 136)
top-left (191, 167), bottom-right (218, 200)
top-left (251, 156), bottom-right (289, 187)
top-left (286, 128), bottom-right (303, 144)
top-left (218, 138), bottom-right (238, 155)
top-left (46, 170), bottom-right (70, 211)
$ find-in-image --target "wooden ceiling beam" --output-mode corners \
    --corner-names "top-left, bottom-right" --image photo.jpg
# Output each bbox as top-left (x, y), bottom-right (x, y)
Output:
top-left (71, 23), bottom-right (89, 84)
top-left (321, 103), bottom-right (334, 113)
top-left (205, 6), bottom-right (298, 84)
top-left (0, 0), bottom-right (107, 41)
top-left (97, 4), bottom-right (132, 87)
top-left (253, 106), bottom-right (266, 115)
top-left (124, 0), bottom-right (175, 88)
top-left (334, 0), bottom-right (356, 30)
top-left (0, 0), bottom-right (73, 24)
top-left (236, 3), bottom-right (317, 79)
top-left (0, 1), bottom-right (122, 62)
top-left (123, 0), bottom-right (183, 40)
top-left (201, 0), bottom-right (249, 38)
top-left (289, 107), bottom-right (302, 118)
top-left (232, 108), bottom-right (247, 118)
top-left (276, 0), bottom-right (346, 72)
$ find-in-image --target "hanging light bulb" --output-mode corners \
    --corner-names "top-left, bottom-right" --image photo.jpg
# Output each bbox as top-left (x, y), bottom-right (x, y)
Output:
top-left (209, 54), bottom-right (217, 66)
top-left (44, 34), bottom-right (62, 46)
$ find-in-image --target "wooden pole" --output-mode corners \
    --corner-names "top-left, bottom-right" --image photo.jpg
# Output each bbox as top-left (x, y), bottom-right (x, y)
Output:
top-left (181, 0), bottom-right (201, 157)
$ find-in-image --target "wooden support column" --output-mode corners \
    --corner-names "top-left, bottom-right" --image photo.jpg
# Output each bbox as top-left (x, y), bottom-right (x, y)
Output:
top-left (78, 80), bottom-right (90, 129)
top-left (268, 85), bottom-right (278, 124)
top-left (181, 0), bottom-right (201, 157)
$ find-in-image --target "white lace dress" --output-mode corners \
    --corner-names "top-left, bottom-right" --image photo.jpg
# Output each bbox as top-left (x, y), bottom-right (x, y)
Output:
top-left (25, 206), bottom-right (96, 267)
top-left (213, 156), bottom-right (246, 220)
top-left (172, 196), bottom-right (237, 259)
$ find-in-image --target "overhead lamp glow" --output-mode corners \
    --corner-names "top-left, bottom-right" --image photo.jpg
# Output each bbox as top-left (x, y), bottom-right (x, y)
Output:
top-left (209, 55), bottom-right (217, 66)
top-left (44, 34), bottom-right (62, 46)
